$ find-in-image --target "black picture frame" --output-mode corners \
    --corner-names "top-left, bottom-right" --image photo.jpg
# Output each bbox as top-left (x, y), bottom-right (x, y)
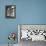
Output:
top-left (5, 5), bottom-right (16, 18)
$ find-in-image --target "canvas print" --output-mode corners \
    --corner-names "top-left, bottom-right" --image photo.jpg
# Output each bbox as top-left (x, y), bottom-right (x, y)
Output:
top-left (18, 24), bottom-right (46, 46)
top-left (18, 24), bottom-right (46, 41)
top-left (5, 5), bottom-right (16, 18)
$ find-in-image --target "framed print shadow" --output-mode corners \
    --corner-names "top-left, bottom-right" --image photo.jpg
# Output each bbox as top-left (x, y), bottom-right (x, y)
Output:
top-left (5, 5), bottom-right (16, 18)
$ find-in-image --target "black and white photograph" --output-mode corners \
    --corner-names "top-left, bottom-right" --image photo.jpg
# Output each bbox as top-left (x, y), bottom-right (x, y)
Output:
top-left (18, 25), bottom-right (46, 46)
top-left (5, 5), bottom-right (16, 18)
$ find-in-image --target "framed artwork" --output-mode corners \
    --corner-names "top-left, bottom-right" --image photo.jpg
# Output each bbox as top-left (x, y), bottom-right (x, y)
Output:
top-left (18, 24), bottom-right (46, 41)
top-left (5, 5), bottom-right (16, 18)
